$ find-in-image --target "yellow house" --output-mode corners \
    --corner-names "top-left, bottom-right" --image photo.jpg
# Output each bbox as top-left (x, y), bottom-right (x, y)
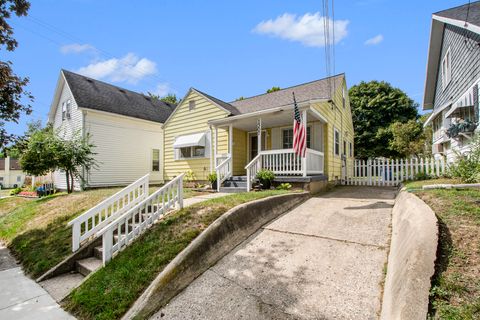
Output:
top-left (163, 74), bottom-right (354, 192)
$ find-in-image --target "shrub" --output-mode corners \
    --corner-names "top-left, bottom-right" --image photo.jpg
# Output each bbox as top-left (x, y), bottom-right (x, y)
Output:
top-left (256, 170), bottom-right (275, 189)
top-left (415, 171), bottom-right (432, 181)
top-left (184, 170), bottom-right (196, 182)
top-left (449, 134), bottom-right (480, 183)
top-left (276, 183), bottom-right (292, 190)
top-left (10, 187), bottom-right (22, 196)
top-left (206, 172), bottom-right (217, 184)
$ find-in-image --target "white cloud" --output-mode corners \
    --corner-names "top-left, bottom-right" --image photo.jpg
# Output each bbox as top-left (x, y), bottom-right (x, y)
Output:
top-left (364, 34), bottom-right (384, 45)
top-left (77, 53), bottom-right (157, 84)
top-left (253, 12), bottom-right (349, 47)
top-left (152, 83), bottom-right (174, 97)
top-left (60, 43), bottom-right (97, 54)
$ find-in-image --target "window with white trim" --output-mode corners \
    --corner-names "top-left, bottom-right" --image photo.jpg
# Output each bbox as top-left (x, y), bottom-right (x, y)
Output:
top-left (178, 146), bottom-right (205, 159)
top-left (282, 127), bottom-right (311, 149)
top-left (62, 99), bottom-right (72, 121)
top-left (334, 128), bottom-right (340, 156)
top-left (442, 47), bottom-right (452, 90)
top-left (152, 149), bottom-right (160, 171)
top-left (349, 142), bottom-right (353, 157)
top-left (343, 140), bottom-right (347, 156)
top-left (342, 86), bottom-right (347, 109)
top-left (17, 176), bottom-right (21, 182)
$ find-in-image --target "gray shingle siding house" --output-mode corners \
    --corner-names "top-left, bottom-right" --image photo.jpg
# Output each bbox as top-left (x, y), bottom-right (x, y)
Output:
top-left (423, 2), bottom-right (480, 162)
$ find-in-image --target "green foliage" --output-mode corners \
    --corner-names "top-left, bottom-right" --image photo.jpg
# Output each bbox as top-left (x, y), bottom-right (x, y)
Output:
top-left (446, 120), bottom-right (477, 139)
top-left (206, 172), bottom-right (217, 184)
top-left (184, 170), bottom-right (196, 182)
top-left (449, 134), bottom-right (480, 183)
top-left (266, 86), bottom-right (281, 93)
top-left (235, 96), bottom-right (245, 101)
top-left (0, 1), bottom-right (32, 150)
top-left (256, 169), bottom-right (275, 189)
top-left (9, 187), bottom-right (22, 195)
top-left (276, 183), bottom-right (292, 190)
top-left (349, 80), bottom-right (419, 158)
top-left (414, 171), bottom-right (432, 181)
top-left (387, 119), bottom-right (431, 158)
top-left (160, 93), bottom-right (178, 105)
top-left (20, 127), bottom-right (97, 193)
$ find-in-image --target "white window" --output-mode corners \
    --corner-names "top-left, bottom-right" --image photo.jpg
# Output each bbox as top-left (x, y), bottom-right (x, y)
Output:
top-left (282, 127), bottom-right (311, 149)
top-left (173, 132), bottom-right (209, 160)
top-left (152, 149), bottom-right (160, 171)
top-left (17, 176), bottom-right (21, 182)
top-left (62, 99), bottom-right (72, 120)
top-left (334, 128), bottom-right (340, 156)
top-left (189, 100), bottom-right (196, 111)
top-left (442, 47), bottom-right (452, 90)
top-left (343, 140), bottom-right (347, 156)
top-left (349, 142), bottom-right (353, 157)
top-left (178, 146), bottom-right (205, 159)
top-left (342, 86), bottom-right (347, 108)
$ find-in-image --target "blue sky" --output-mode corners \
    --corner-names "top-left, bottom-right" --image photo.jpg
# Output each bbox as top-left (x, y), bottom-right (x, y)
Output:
top-left (5, 0), bottom-right (467, 135)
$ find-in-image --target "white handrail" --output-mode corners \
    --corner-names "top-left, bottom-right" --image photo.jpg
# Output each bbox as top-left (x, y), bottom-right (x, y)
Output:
top-left (245, 154), bottom-right (262, 192)
top-left (97, 174), bottom-right (184, 265)
top-left (215, 155), bottom-right (232, 192)
top-left (68, 174), bottom-right (149, 252)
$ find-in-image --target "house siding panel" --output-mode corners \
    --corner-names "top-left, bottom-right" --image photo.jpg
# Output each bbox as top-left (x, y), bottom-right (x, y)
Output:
top-left (434, 24), bottom-right (480, 110)
top-left (84, 110), bottom-right (164, 187)
top-left (164, 91), bottom-right (229, 181)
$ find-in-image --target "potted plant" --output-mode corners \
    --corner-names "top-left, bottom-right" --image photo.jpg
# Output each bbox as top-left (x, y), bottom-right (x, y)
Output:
top-left (256, 169), bottom-right (275, 189)
top-left (207, 172), bottom-right (218, 190)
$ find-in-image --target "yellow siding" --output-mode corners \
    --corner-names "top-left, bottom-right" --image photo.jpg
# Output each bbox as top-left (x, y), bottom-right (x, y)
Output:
top-left (163, 90), bottom-right (229, 180)
top-left (232, 128), bottom-right (247, 175)
top-left (311, 79), bottom-right (354, 182)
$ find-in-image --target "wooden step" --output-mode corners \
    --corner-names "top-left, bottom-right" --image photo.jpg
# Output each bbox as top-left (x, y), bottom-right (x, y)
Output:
top-left (93, 246), bottom-right (103, 259)
top-left (76, 257), bottom-right (102, 276)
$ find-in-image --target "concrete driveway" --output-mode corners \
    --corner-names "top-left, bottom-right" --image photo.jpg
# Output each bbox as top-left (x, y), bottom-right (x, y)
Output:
top-left (152, 187), bottom-right (396, 320)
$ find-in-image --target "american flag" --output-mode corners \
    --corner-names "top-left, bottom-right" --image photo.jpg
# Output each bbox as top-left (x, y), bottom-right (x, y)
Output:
top-left (292, 92), bottom-right (306, 158)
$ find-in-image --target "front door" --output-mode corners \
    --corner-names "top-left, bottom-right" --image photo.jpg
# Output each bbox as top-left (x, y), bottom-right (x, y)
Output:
top-left (249, 133), bottom-right (266, 160)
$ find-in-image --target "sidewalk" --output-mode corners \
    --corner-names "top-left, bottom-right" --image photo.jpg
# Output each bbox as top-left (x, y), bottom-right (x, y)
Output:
top-left (183, 192), bottom-right (229, 207)
top-left (0, 243), bottom-right (74, 320)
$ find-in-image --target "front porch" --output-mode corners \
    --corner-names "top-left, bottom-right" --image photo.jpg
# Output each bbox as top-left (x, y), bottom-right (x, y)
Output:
top-left (209, 105), bottom-right (327, 191)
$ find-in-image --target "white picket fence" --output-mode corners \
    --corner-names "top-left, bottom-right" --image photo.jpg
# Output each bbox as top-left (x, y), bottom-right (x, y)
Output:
top-left (345, 157), bottom-right (447, 186)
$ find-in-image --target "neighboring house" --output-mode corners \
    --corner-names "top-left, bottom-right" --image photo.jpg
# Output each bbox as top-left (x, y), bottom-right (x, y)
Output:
top-left (163, 74), bottom-right (354, 191)
top-left (423, 2), bottom-right (480, 162)
top-left (48, 70), bottom-right (176, 190)
top-left (0, 157), bottom-right (26, 188)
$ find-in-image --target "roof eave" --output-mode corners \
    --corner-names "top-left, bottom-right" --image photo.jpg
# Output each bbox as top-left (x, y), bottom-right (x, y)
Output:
top-left (423, 19), bottom-right (445, 111)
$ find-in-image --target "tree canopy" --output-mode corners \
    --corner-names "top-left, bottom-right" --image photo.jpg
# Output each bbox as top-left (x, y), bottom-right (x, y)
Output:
top-left (147, 92), bottom-right (178, 105)
top-left (0, 0), bottom-right (33, 150)
top-left (349, 80), bottom-right (419, 158)
top-left (266, 86), bottom-right (281, 93)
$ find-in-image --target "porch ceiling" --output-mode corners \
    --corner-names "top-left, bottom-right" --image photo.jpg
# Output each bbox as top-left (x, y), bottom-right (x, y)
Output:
top-left (213, 108), bottom-right (326, 131)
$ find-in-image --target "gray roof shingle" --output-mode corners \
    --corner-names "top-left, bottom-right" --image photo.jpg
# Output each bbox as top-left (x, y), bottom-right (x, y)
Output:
top-left (229, 74), bottom-right (344, 114)
top-left (62, 70), bottom-right (176, 123)
top-left (435, 1), bottom-right (480, 28)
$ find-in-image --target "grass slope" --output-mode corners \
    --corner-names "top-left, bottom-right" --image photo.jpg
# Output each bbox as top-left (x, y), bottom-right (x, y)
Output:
top-left (405, 181), bottom-right (480, 319)
top-left (64, 190), bottom-right (289, 320)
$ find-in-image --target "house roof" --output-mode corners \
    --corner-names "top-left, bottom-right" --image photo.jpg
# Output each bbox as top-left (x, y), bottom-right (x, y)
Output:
top-left (434, 1), bottom-right (480, 28)
top-left (423, 2), bottom-right (480, 110)
top-left (229, 74), bottom-right (344, 114)
top-left (192, 88), bottom-right (241, 115)
top-left (62, 70), bottom-right (176, 123)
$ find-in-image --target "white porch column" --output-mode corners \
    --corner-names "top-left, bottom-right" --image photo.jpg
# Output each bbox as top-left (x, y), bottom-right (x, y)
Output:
top-left (257, 118), bottom-right (262, 153)
top-left (209, 125), bottom-right (214, 173)
top-left (214, 126), bottom-right (218, 168)
top-left (302, 110), bottom-right (307, 177)
top-left (229, 124), bottom-right (233, 155)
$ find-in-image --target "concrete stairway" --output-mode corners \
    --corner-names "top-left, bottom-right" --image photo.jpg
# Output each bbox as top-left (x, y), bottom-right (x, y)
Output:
top-left (219, 176), bottom-right (249, 193)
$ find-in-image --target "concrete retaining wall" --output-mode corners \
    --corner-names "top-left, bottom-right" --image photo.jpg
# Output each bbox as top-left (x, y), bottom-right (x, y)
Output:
top-left (381, 191), bottom-right (438, 320)
top-left (123, 191), bottom-right (309, 320)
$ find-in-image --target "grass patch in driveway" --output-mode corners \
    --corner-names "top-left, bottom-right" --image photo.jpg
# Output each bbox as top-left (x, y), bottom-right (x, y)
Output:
top-left (411, 185), bottom-right (480, 319)
top-left (63, 190), bottom-right (290, 320)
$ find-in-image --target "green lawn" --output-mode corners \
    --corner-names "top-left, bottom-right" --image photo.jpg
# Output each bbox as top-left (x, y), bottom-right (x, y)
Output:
top-left (403, 178), bottom-right (462, 191)
top-left (63, 190), bottom-right (289, 320)
top-left (0, 187), bottom-right (209, 277)
top-left (407, 181), bottom-right (480, 319)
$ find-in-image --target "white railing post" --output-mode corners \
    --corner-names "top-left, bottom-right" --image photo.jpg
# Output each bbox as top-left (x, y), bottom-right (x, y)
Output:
top-left (178, 178), bottom-right (183, 209)
top-left (102, 229), bottom-right (113, 265)
top-left (302, 155), bottom-right (307, 177)
top-left (72, 223), bottom-right (81, 252)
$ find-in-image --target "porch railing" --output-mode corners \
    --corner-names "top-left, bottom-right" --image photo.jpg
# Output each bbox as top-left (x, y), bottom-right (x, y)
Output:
top-left (215, 154), bottom-right (232, 191)
top-left (68, 174), bottom-right (149, 252)
top-left (96, 174), bottom-right (184, 265)
top-left (245, 148), bottom-right (325, 191)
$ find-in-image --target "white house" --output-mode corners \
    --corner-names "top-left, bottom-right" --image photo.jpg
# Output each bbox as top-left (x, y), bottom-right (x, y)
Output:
top-left (48, 70), bottom-right (176, 190)
top-left (0, 157), bottom-right (26, 188)
top-left (423, 2), bottom-right (480, 162)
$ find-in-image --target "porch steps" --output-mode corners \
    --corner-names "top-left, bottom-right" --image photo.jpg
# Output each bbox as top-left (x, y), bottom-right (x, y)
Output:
top-left (220, 176), bottom-right (249, 193)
